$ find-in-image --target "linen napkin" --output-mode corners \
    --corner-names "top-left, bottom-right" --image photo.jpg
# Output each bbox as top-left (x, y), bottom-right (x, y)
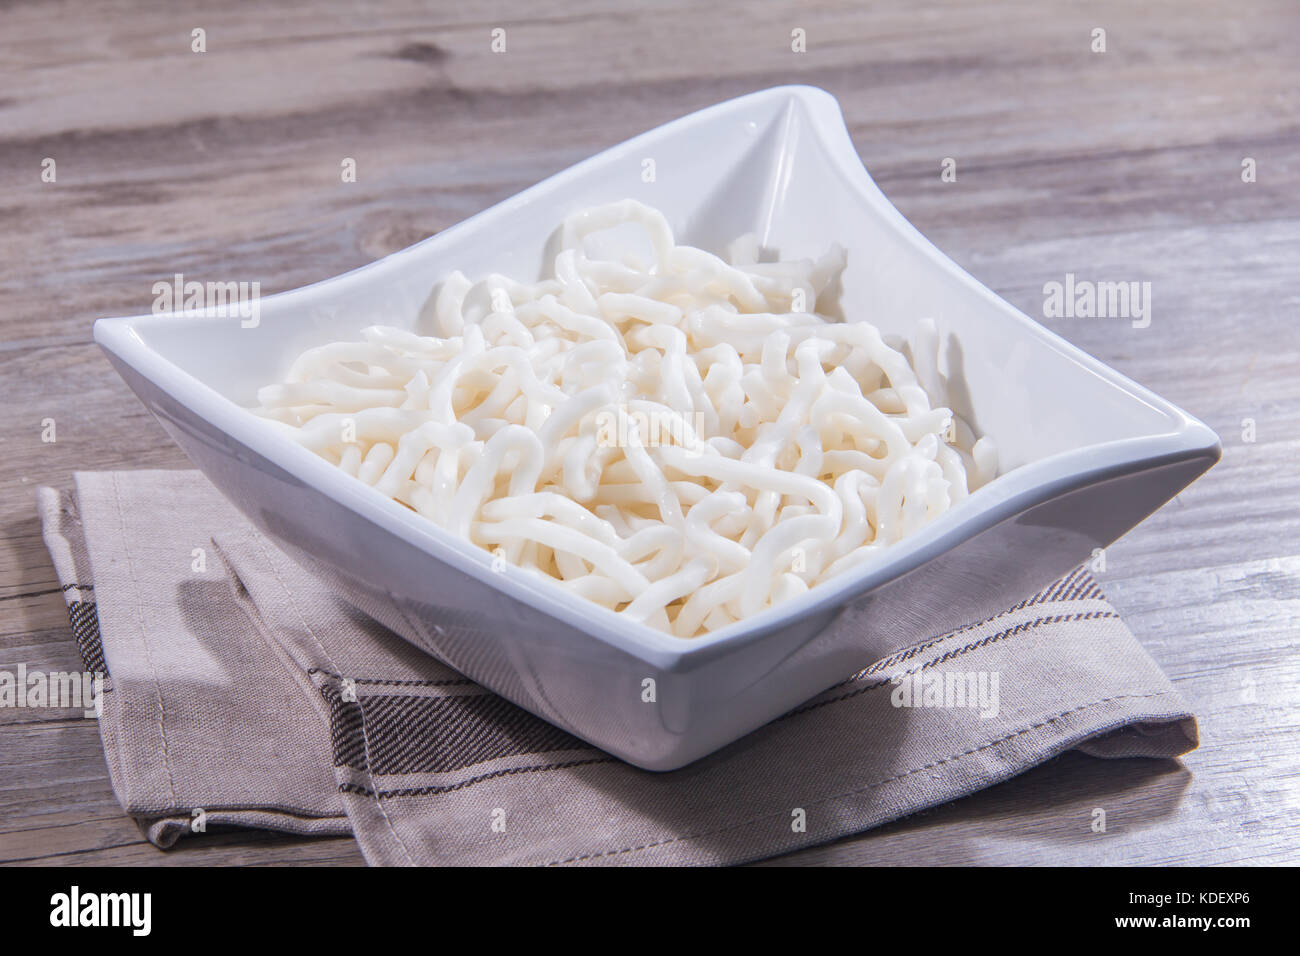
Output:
top-left (37, 470), bottom-right (1197, 865)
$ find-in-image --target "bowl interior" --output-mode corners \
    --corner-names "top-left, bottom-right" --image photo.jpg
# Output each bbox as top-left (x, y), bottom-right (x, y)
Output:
top-left (124, 85), bottom-right (1182, 483)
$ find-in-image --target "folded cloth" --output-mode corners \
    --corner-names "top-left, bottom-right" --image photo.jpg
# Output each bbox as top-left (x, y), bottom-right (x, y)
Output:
top-left (37, 470), bottom-right (1197, 865)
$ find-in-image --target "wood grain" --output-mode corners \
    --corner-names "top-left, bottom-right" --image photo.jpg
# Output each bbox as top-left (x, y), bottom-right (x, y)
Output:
top-left (1, 0), bottom-right (1297, 865)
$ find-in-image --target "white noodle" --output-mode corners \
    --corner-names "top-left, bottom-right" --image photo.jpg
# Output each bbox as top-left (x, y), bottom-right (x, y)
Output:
top-left (253, 200), bottom-right (998, 637)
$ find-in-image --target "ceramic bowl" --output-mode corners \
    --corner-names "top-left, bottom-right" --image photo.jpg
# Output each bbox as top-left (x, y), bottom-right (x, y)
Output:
top-left (94, 86), bottom-right (1220, 769)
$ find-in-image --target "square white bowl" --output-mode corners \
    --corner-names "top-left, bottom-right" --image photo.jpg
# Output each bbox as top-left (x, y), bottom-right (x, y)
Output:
top-left (94, 85), bottom-right (1219, 770)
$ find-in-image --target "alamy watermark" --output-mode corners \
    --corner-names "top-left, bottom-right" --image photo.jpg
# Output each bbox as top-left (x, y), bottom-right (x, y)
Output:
top-left (0, 665), bottom-right (101, 718)
top-left (50, 886), bottom-right (151, 936)
top-left (1042, 273), bottom-right (1151, 329)
top-left (890, 669), bottom-right (1000, 719)
top-left (593, 406), bottom-right (706, 452)
top-left (152, 273), bottom-right (261, 327)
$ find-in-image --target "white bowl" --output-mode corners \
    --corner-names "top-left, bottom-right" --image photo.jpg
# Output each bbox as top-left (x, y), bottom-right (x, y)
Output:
top-left (94, 86), bottom-right (1220, 770)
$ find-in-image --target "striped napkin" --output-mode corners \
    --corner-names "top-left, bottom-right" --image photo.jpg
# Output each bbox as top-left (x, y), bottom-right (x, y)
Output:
top-left (37, 470), bottom-right (1197, 865)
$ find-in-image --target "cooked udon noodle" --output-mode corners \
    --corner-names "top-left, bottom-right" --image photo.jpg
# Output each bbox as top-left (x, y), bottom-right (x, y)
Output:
top-left (253, 200), bottom-right (997, 637)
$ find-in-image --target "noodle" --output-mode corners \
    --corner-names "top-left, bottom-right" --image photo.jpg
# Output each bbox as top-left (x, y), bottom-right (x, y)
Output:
top-left (252, 200), bottom-right (998, 637)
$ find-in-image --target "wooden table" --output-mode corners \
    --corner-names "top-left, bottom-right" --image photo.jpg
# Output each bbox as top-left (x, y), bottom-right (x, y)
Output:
top-left (2, 0), bottom-right (1297, 866)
